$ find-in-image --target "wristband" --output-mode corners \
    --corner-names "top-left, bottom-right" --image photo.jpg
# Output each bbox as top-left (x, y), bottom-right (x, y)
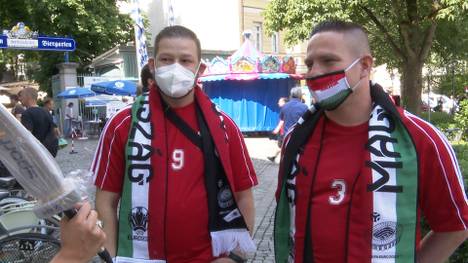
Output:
top-left (228, 251), bottom-right (246, 263)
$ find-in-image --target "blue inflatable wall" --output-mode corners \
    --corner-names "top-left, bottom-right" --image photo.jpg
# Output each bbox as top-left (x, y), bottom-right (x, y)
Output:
top-left (202, 78), bottom-right (296, 132)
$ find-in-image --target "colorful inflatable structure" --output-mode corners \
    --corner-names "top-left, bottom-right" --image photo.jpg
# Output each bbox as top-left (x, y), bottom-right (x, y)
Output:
top-left (200, 34), bottom-right (301, 132)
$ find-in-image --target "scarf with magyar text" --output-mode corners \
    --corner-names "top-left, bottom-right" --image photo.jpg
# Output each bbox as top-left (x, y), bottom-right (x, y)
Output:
top-left (115, 86), bottom-right (255, 262)
top-left (274, 83), bottom-right (418, 263)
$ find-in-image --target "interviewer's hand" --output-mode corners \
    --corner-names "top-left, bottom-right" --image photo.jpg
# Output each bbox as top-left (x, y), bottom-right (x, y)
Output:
top-left (51, 202), bottom-right (106, 263)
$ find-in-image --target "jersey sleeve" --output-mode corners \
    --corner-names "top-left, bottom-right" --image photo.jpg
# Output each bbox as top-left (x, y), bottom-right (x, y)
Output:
top-left (224, 113), bottom-right (258, 192)
top-left (405, 112), bottom-right (468, 232)
top-left (91, 109), bottom-right (131, 193)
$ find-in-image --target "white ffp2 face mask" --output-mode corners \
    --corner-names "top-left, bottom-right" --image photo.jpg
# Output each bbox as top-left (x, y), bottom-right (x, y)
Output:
top-left (154, 63), bottom-right (197, 98)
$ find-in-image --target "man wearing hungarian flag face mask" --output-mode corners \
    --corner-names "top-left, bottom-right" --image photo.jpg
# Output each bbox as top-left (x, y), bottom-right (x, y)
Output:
top-left (306, 57), bottom-right (363, 111)
top-left (274, 20), bottom-right (468, 263)
top-left (93, 25), bottom-right (258, 263)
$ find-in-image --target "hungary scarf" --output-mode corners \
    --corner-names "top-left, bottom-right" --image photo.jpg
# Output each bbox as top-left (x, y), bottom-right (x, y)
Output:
top-left (116, 86), bottom-right (255, 262)
top-left (274, 83), bottom-right (418, 263)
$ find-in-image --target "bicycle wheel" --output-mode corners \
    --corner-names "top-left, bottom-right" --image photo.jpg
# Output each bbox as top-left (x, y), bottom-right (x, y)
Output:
top-left (0, 232), bottom-right (60, 263)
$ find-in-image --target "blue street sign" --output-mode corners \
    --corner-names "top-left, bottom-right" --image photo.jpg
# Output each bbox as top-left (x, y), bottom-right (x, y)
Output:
top-left (0, 35), bottom-right (7, 48)
top-left (0, 35), bottom-right (75, 51)
top-left (1, 22), bottom-right (75, 51)
top-left (38, 37), bottom-right (75, 51)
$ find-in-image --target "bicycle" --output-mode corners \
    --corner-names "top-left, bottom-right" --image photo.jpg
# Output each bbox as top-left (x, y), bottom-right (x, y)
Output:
top-left (0, 176), bottom-right (62, 263)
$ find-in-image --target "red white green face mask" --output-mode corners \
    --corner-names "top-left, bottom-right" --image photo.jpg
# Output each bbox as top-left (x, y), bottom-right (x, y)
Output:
top-left (306, 58), bottom-right (362, 110)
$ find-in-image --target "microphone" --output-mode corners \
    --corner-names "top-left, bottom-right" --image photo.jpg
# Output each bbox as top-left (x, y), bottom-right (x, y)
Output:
top-left (0, 103), bottom-right (113, 263)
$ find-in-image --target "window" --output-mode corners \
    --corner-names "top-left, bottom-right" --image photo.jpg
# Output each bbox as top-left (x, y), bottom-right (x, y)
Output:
top-left (253, 22), bottom-right (262, 51)
top-left (272, 32), bottom-right (279, 53)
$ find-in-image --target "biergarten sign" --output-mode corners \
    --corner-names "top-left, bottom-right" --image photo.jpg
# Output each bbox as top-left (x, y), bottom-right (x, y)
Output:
top-left (0, 22), bottom-right (75, 52)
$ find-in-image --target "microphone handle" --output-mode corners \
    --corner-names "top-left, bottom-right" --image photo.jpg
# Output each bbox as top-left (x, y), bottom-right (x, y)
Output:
top-left (64, 209), bottom-right (113, 263)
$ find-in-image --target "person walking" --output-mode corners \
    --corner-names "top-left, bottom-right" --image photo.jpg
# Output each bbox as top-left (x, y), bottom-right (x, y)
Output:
top-left (268, 88), bottom-right (307, 162)
top-left (268, 97), bottom-right (287, 162)
top-left (64, 102), bottom-right (74, 138)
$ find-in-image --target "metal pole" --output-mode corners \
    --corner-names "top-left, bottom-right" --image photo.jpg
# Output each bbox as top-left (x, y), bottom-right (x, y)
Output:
top-left (427, 70), bottom-right (431, 122)
top-left (451, 62), bottom-right (455, 99)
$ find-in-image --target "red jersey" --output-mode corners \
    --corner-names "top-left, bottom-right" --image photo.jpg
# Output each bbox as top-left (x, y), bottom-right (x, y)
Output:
top-left (92, 102), bottom-right (257, 262)
top-left (288, 111), bottom-right (467, 263)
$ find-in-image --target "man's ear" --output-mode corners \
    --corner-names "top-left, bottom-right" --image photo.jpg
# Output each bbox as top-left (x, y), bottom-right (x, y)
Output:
top-left (360, 55), bottom-right (373, 79)
top-left (197, 63), bottom-right (207, 77)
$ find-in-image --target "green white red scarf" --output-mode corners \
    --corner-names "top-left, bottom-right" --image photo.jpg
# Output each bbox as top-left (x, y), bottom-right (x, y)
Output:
top-left (116, 87), bottom-right (255, 262)
top-left (274, 83), bottom-right (418, 263)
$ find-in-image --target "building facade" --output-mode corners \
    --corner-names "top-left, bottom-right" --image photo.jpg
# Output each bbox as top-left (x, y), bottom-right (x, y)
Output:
top-left (91, 0), bottom-right (308, 78)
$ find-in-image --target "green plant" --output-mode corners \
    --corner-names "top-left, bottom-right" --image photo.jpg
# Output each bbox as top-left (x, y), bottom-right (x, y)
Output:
top-left (421, 142), bottom-right (467, 262)
top-left (420, 111), bottom-right (454, 131)
top-left (454, 100), bottom-right (468, 141)
top-left (449, 141), bottom-right (468, 262)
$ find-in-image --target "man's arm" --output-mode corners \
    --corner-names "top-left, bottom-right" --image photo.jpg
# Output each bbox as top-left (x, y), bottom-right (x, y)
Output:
top-left (272, 120), bottom-right (284, 135)
top-left (95, 189), bottom-right (120, 257)
top-left (417, 230), bottom-right (468, 263)
top-left (234, 188), bottom-right (255, 235)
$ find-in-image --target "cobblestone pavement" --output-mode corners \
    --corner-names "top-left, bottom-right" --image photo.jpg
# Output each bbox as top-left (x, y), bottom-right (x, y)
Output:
top-left (55, 137), bottom-right (279, 262)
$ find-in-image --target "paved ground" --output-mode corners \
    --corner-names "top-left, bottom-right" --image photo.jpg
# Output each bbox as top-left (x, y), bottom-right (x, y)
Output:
top-left (55, 136), bottom-right (280, 262)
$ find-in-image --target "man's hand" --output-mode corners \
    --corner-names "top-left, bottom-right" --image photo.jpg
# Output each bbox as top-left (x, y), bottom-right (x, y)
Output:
top-left (51, 202), bottom-right (106, 263)
top-left (211, 257), bottom-right (237, 263)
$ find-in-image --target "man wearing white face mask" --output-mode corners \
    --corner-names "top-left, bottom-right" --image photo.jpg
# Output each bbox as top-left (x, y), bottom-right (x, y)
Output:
top-left (93, 25), bottom-right (257, 263)
top-left (274, 20), bottom-right (467, 263)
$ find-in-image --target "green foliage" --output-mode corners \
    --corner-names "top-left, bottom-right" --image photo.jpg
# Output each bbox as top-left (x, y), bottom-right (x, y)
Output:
top-left (419, 111), bottom-right (454, 130)
top-left (0, 0), bottom-right (133, 93)
top-left (263, 0), bottom-right (468, 113)
top-left (454, 100), bottom-right (468, 140)
top-left (449, 141), bottom-right (468, 261)
top-left (421, 141), bottom-right (467, 262)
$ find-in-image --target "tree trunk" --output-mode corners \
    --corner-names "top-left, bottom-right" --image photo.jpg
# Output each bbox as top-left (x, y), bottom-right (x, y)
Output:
top-left (401, 58), bottom-right (423, 115)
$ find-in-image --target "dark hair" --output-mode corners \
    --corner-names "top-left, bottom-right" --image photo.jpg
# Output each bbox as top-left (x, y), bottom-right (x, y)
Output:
top-left (310, 20), bottom-right (368, 38)
top-left (43, 97), bottom-right (53, 106)
top-left (140, 63), bottom-right (153, 89)
top-left (9, 94), bottom-right (19, 101)
top-left (154, 25), bottom-right (201, 61)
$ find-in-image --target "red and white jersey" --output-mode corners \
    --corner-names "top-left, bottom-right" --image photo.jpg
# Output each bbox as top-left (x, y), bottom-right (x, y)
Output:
top-left (288, 111), bottom-right (467, 263)
top-left (91, 102), bottom-right (257, 262)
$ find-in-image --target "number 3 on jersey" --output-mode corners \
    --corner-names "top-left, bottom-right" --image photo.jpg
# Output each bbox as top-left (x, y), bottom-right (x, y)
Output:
top-left (171, 149), bottom-right (184, 170)
top-left (329, 179), bottom-right (346, 205)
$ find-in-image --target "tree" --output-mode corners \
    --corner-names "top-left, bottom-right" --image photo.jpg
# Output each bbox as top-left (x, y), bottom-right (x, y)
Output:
top-left (0, 0), bottom-right (133, 94)
top-left (264, 0), bottom-right (468, 114)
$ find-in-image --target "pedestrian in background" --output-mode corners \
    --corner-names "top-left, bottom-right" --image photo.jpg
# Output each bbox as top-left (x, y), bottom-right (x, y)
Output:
top-left (268, 97), bottom-right (288, 162)
top-left (274, 20), bottom-right (467, 263)
top-left (281, 87), bottom-right (308, 134)
top-left (9, 94), bottom-right (25, 121)
top-left (43, 97), bottom-right (61, 138)
top-left (64, 102), bottom-right (74, 138)
top-left (19, 88), bottom-right (58, 157)
top-left (140, 57), bottom-right (155, 94)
